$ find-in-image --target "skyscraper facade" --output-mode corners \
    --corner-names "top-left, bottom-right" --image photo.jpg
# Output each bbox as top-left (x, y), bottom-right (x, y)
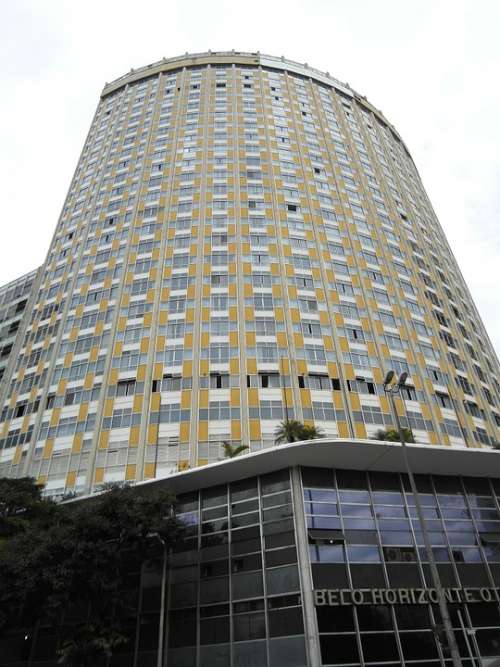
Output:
top-left (0, 51), bottom-right (498, 496)
top-left (0, 269), bottom-right (40, 384)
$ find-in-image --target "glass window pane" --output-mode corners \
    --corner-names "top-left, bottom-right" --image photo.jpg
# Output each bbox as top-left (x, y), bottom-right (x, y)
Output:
top-left (233, 640), bottom-right (268, 667)
top-left (199, 644), bottom-right (230, 667)
top-left (233, 612), bottom-right (266, 641)
top-left (357, 605), bottom-right (393, 631)
top-left (266, 565), bottom-right (300, 595)
top-left (395, 605), bottom-right (431, 630)
top-left (167, 647), bottom-right (196, 666)
top-left (261, 470), bottom-right (290, 494)
top-left (200, 616), bottom-right (230, 644)
top-left (361, 633), bottom-right (399, 662)
top-left (320, 634), bottom-right (359, 665)
top-left (232, 572), bottom-right (263, 599)
top-left (268, 607), bottom-right (304, 637)
top-left (316, 606), bottom-right (355, 632)
top-left (265, 547), bottom-right (297, 567)
top-left (269, 636), bottom-right (307, 667)
top-left (399, 632), bottom-right (439, 660)
top-left (347, 546), bottom-right (381, 562)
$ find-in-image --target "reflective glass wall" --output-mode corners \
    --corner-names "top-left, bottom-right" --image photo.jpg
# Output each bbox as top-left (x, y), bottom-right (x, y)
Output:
top-left (303, 467), bottom-right (500, 666)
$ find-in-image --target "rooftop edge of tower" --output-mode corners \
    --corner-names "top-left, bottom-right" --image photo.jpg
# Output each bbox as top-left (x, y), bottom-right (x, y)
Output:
top-left (100, 50), bottom-right (408, 157)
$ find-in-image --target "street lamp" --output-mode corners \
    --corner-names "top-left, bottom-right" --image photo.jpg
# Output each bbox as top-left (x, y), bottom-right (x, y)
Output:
top-left (280, 356), bottom-right (290, 422)
top-left (383, 371), bottom-right (462, 667)
top-left (150, 532), bottom-right (168, 667)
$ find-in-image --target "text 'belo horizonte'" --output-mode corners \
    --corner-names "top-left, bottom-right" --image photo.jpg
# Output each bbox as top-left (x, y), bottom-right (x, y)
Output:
top-left (314, 587), bottom-right (500, 606)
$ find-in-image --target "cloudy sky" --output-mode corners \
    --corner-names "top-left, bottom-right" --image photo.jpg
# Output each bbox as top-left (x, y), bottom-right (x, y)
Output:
top-left (1, 0), bottom-right (499, 354)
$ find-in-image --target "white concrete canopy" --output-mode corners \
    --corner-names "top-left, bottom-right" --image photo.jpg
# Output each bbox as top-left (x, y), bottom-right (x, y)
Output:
top-left (131, 439), bottom-right (500, 496)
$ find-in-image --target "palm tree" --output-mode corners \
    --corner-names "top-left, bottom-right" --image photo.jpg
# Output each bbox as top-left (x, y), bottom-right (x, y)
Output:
top-left (374, 428), bottom-right (415, 443)
top-left (222, 441), bottom-right (249, 459)
top-left (274, 419), bottom-right (306, 444)
top-left (300, 424), bottom-right (325, 440)
top-left (274, 420), bottom-right (325, 445)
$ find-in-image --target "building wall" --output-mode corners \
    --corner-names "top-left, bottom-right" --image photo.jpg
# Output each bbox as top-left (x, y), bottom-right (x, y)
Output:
top-left (0, 52), bottom-right (499, 495)
top-left (4, 462), bottom-right (500, 666)
top-left (0, 269), bottom-right (40, 384)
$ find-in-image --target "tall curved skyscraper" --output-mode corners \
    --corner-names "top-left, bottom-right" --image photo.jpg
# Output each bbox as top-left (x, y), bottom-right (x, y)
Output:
top-left (1, 52), bottom-right (498, 496)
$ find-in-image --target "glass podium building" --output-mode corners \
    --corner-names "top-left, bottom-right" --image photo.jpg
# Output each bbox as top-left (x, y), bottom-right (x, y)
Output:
top-left (3, 440), bottom-right (500, 666)
top-left (0, 51), bottom-right (498, 496)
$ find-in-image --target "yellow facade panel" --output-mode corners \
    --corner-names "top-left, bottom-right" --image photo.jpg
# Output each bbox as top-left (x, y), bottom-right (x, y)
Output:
top-left (129, 426), bottom-right (140, 446)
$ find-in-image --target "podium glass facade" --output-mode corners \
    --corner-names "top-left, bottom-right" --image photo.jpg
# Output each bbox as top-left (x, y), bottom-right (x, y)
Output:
top-left (3, 441), bottom-right (500, 666)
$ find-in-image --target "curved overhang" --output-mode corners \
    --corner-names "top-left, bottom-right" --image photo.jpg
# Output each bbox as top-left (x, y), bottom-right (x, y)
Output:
top-left (130, 439), bottom-right (500, 496)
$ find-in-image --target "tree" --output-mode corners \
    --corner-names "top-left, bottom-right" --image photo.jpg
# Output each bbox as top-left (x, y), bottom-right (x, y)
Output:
top-left (0, 476), bottom-right (55, 539)
top-left (0, 481), bottom-right (184, 666)
top-left (374, 428), bottom-right (415, 443)
top-left (222, 441), bottom-right (249, 458)
top-left (274, 419), bottom-right (306, 444)
top-left (274, 419), bottom-right (325, 445)
top-left (300, 424), bottom-right (325, 440)
top-left (57, 624), bottom-right (128, 666)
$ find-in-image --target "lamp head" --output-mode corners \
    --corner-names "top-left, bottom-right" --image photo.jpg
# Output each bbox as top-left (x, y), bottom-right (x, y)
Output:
top-left (383, 370), bottom-right (395, 387)
top-left (398, 372), bottom-right (409, 387)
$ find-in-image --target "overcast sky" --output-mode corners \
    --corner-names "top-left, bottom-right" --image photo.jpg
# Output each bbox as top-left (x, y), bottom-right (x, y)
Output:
top-left (1, 0), bottom-right (499, 355)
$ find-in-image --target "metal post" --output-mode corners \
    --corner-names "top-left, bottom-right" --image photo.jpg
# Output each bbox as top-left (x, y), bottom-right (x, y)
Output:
top-left (154, 386), bottom-right (162, 478)
top-left (290, 467), bottom-right (323, 666)
top-left (386, 380), bottom-right (462, 667)
top-left (468, 625), bottom-right (483, 667)
top-left (457, 609), bottom-right (480, 667)
top-left (280, 357), bottom-right (290, 422)
top-left (157, 537), bottom-right (167, 667)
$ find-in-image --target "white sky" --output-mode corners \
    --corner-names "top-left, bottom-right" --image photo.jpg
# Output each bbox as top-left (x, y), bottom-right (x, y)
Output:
top-left (1, 0), bottom-right (499, 355)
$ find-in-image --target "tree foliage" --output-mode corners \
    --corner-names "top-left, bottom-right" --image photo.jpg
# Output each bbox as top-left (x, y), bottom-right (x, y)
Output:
top-left (221, 440), bottom-right (249, 458)
top-left (300, 424), bottom-right (325, 440)
top-left (374, 428), bottom-right (415, 443)
top-left (274, 419), bottom-right (325, 444)
top-left (0, 476), bottom-right (56, 539)
top-left (0, 479), bottom-right (184, 666)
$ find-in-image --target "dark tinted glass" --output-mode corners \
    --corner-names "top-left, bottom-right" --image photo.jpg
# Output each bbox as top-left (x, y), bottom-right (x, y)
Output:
top-left (399, 631), bottom-right (438, 660)
top-left (316, 605), bottom-right (355, 632)
top-left (356, 605), bottom-right (393, 631)
top-left (302, 467), bottom-right (334, 487)
top-left (199, 644), bottom-right (230, 667)
top-left (169, 608), bottom-right (196, 647)
top-left (337, 469), bottom-right (368, 489)
top-left (233, 612), bottom-right (266, 641)
top-left (230, 477), bottom-right (258, 501)
top-left (265, 547), bottom-right (297, 567)
top-left (320, 634), bottom-right (359, 664)
top-left (312, 564), bottom-right (349, 588)
top-left (268, 607), bottom-right (304, 637)
top-left (361, 632), bottom-right (399, 661)
top-left (200, 616), bottom-right (230, 644)
top-left (261, 470), bottom-right (290, 494)
top-left (395, 605), bottom-right (431, 630)
top-left (201, 485), bottom-right (227, 508)
top-left (266, 565), bottom-right (300, 595)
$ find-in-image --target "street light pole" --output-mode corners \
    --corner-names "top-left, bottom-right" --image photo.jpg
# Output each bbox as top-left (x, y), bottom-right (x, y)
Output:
top-left (457, 609), bottom-right (481, 667)
top-left (384, 371), bottom-right (462, 667)
top-left (280, 357), bottom-right (290, 422)
top-left (154, 383), bottom-right (162, 478)
top-left (151, 532), bottom-right (168, 667)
